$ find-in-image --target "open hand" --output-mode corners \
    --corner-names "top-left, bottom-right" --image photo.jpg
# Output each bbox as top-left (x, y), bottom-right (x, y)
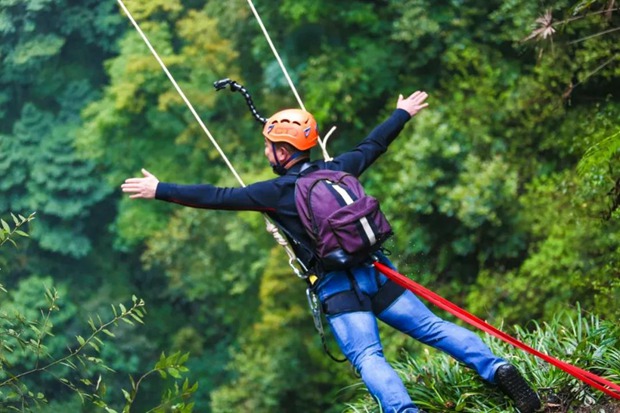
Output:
top-left (397, 91), bottom-right (429, 117)
top-left (121, 168), bottom-right (159, 199)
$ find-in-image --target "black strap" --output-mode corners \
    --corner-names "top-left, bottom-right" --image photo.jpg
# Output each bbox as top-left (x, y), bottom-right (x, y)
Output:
top-left (322, 289), bottom-right (372, 315)
top-left (322, 270), bottom-right (373, 315)
top-left (322, 274), bottom-right (405, 316)
top-left (371, 279), bottom-right (406, 315)
top-left (321, 334), bottom-right (347, 363)
top-left (268, 215), bottom-right (317, 274)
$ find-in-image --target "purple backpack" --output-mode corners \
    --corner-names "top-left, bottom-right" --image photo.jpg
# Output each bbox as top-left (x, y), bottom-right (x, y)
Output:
top-left (295, 169), bottom-right (393, 271)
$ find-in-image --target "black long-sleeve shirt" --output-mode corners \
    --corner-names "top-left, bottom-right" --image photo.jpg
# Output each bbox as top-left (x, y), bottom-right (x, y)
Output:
top-left (155, 109), bottom-right (411, 267)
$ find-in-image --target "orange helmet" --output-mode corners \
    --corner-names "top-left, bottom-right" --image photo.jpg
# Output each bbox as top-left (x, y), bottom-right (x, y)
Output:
top-left (262, 109), bottom-right (319, 151)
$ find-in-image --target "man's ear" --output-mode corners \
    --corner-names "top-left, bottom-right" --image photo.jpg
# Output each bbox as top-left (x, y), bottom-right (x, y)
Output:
top-left (276, 145), bottom-right (290, 161)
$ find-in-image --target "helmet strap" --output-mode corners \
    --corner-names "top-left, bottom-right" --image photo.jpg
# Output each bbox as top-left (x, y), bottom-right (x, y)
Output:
top-left (270, 142), bottom-right (308, 176)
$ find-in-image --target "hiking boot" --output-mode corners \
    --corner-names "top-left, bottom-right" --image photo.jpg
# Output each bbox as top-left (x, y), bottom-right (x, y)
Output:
top-left (495, 364), bottom-right (542, 413)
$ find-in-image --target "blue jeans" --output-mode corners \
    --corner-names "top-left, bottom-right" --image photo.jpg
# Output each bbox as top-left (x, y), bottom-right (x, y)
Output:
top-left (315, 257), bottom-right (507, 413)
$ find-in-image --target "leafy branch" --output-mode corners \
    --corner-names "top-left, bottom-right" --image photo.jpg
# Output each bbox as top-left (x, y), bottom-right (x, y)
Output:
top-left (0, 213), bottom-right (35, 249)
top-left (577, 129), bottom-right (620, 219)
top-left (114, 352), bottom-right (198, 413)
top-left (0, 294), bottom-right (149, 413)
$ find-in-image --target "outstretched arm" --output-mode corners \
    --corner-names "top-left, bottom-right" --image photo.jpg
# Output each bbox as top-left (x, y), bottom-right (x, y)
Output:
top-left (330, 90), bottom-right (429, 176)
top-left (121, 168), bottom-right (159, 199)
top-left (121, 169), bottom-right (279, 212)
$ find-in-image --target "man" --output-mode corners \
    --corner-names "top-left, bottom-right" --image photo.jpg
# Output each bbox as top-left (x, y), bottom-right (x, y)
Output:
top-left (121, 91), bottom-right (541, 413)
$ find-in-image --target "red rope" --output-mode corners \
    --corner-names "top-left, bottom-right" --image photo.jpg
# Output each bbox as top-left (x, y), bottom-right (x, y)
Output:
top-left (373, 261), bottom-right (620, 400)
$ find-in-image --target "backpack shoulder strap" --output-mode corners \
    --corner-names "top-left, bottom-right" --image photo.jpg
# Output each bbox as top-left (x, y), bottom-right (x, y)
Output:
top-left (295, 161), bottom-right (318, 178)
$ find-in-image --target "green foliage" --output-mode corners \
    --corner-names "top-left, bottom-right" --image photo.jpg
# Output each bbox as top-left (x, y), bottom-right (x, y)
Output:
top-left (468, 169), bottom-right (620, 323)
top-left (578, 130), bottom-right (620, 177)
top-left (94, 351), bottom-right (198, 413)
top-left (0, 103), bottom-right (111, 258)
top-left (0, 0), bottom-right (123, 258)
top-left (210, 247), bottom-right (354, 413)
top-left (0, 279), bottom-right (147, 410)
top-left (346, 309), bottom-right (620, 412)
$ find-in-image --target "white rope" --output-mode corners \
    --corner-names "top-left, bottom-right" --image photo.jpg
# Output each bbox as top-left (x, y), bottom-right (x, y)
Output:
top-left (117, 0), bottom-right (306, 278)
top-left (245, 1), bottom-right (340, 277)
top-left (116, 0), bottom-right (246, 188)
top-left (246, 0), bottom-right (306, 111)
top-left (246, 0), bottom-right (334, 162)
top-left (318, 126), bottom-right (336, 162)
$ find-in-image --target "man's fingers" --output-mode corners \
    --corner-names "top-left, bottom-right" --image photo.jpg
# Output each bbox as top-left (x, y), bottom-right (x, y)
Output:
top-left (409, 91), bottom-right (428, 103)
top-left (121, 183), bottom-right (145, 193)
top-left (403, 91), bottom-right (428, 104)
top-left (120, 171), bottom-right (156, 200)
top-left (407, 91), bottom-right (422, 99)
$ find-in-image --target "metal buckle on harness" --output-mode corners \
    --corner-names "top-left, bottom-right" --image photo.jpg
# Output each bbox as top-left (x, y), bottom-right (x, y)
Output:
top-left (306, 287), bottom-right (348, 363)
top-left (288, 256), bottom-right (311, 280)
top-left (306, 287), bottom-right (324, 336)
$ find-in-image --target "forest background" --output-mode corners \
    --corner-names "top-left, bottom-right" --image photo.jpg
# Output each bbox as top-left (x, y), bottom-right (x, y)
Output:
top-left (0, 0), bottom-right (618, 412)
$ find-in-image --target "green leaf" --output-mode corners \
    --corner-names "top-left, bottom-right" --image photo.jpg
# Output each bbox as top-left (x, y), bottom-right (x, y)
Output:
top-left (88, 341), bottom-right (100, 352)
top-left (129, 312), bottom-right (144, 324)
top-left (61, 360), bottom-right (77, 370)
top-left (102, 328), bottom-right (116, 338)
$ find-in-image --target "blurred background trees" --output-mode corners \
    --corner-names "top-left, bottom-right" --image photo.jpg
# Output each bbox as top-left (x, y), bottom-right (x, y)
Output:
top-left (1, 0), bottom-right (618, 411)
